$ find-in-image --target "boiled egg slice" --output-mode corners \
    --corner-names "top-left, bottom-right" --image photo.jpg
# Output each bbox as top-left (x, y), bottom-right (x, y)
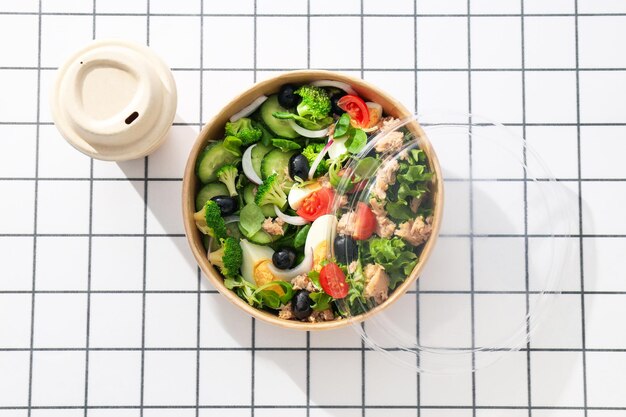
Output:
top-left (305, 214), bottom-right (337, 271)
top-left (240, 239), bottom-right (275, 285)
top-left (288, 181), bottom-right (322, 210)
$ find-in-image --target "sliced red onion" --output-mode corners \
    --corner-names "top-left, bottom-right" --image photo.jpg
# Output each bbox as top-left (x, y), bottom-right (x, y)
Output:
top-left (267, 248), bottom-right (313, 280)
top-left (311, 80), bottom-right (357, 96)
top-left (273, 205), bottom-right (309, 226)
top-left (229, 95), bottom-right (268, 122)
top-left (308, 138), bottom-right (333, 179)
top-left (287, 119), bottom-right (329, 138)
top-left (242, 144), bottom-right (262, 184)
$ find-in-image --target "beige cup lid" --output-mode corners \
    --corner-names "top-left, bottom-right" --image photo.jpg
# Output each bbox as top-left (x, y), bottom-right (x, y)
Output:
top-left (51, 39), bottom-right (177, 161)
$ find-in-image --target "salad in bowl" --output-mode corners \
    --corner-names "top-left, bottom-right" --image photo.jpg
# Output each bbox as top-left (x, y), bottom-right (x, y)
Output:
top-left (184, 71), bottom-right (442, 328)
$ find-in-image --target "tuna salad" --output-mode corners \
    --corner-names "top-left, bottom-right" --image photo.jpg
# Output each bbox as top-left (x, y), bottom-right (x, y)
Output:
top-left (193, 80), bottom-right (435, 322)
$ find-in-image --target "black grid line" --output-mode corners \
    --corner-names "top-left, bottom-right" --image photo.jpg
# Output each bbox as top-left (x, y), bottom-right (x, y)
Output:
top-left (195, 1), bottom-right (204, 416)
top-left (520, 1), bottom-right (533, 415)
top-left (5, 404), bottom-right (626, 410)
top-left (360, 2), bottom-right (366, 416)
top-left (7, 65), bottom-right (626, 72)
top-left (3, 10), bottom-right (626, 17)
top-left (251, 1), bottom-right (258, 415)
top-left (3, 233), bottom-right (625, 239)
top-left (1, 346), bottom-right (625, 353)
top-left (306, 1), bottom-right (311, 416)
top-left (414, 0), bottom-right (421, 415)
top-left (139, 2), bottom-right (150, 416)
top-left (4, 176), bottom-right (626, 182)
top-left (82, 1), bottom-right (97, 414)
top-left (466, 3), bottom-right (477, 417)
top-left (25, 1), bottom-right (42, 416)
top-left (4, 289), bottom-right (626, 295)
top-left (5, 120), bottom-right (626, 127)
top-left (575, 1), bottom-right (590, 416)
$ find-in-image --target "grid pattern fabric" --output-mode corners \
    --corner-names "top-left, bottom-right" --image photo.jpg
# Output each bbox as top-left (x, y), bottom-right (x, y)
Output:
top-left (1, 0), bottom-right (626, 416)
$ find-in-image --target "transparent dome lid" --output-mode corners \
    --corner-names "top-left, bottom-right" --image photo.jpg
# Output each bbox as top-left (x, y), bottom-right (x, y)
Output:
top-left (327, 112), bottom-right (575, 373)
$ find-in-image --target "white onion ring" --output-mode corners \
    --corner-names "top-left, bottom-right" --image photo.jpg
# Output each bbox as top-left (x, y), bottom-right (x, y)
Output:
top-left (273, 205), bottom-right (309, 226)
top-left (267, 248), bottom-right (314, 280)
top-left (229, 95), bottom-right (268, 122)
top-left (311, 80), bottom-right (357, 96)
top-left (309, 138), bottom-right (333, 179)
top-left (287, 119), bottom-right (329, 138)
top-left (242, 145), bottom-right (262, 184)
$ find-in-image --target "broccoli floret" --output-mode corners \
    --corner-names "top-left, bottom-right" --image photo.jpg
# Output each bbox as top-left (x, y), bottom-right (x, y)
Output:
top-left (302, 143), bottom-right (329, 177)
top-left (295, 85), bottom-right (331, 121)
top-left (216, 165), bottom-right (238, 197)
top-left (255, 173), bottom-right (287, 208)
top-left (208, 237), bottom-right (243, 278)
top-left (193, 200), bottom-right (227, 240)
top-left (224, 118), bottom-right (262, 146)
top-left (223, 135), bottom-right (243, 155)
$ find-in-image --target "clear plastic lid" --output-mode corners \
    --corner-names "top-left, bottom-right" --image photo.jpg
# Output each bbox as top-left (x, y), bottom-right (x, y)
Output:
top-left (328, 113), bottom-right (575, 373)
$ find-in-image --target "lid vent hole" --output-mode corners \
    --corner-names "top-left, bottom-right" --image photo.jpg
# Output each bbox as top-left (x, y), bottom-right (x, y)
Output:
top-left (125, 111), bottom-right (139, 125)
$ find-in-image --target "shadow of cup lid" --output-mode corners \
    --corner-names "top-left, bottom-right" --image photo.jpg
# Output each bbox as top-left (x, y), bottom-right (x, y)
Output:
top-left (50, 38), bottom-right (177, 161)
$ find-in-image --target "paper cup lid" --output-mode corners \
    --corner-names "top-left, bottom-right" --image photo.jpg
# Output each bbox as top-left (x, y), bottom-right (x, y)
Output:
top-left (50, 39), bottom-right (177, 161)
top-left (326, 112), bottom-right (576, 373)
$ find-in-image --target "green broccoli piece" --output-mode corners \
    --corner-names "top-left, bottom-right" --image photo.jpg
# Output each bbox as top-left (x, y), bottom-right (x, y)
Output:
top-left (302, 143), bottom-right (329, 177)
top-left (295, 85), bottom-right (331, 121)
top-left (223, 135), bottom-right (243, 155)
top-left (208, 237), bottom-right (243, 278)
top-left (255, 173), bottom-right (287, 208)
top-left (216, 165), bottom-right (238, 197)
top-left (224, 118), bottom-right (262, 146)
top-left (193, 200), bottom-right (227, 240)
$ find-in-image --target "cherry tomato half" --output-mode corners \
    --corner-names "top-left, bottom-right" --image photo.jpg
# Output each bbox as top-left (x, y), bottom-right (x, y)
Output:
top-left (352, 202), bottom-right (376, 240)
top-left (337, 95), bottom-right (370, 128)
top-left (296, 187), bottom-right (335, 222)
top-left (319, 262), bottom-right (349, 299)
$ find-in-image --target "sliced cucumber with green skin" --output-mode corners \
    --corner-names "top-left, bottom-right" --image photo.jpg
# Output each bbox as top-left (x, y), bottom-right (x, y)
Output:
top-left (195, 182), bottom-right (229, 211)
top-left (260, 95), bottom-right (299, 139)
top-left (196, 142), bottom-right (241, 183)
top-left (237, 223), bottom-right (277, 244)
top-left (261, 149), bottom-right (296, 191)
top-left (242, 183), bottom-right (255, 205)
top-left (251, 143), bottom-right (273, 178)
top-left (225, 222), bottom-right (242, 240)
top-left (242, 183), bottom-right (276, 217)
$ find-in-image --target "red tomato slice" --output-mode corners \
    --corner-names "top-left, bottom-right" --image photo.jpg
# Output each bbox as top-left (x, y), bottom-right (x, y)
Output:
top-left (296, 187), bottom-right (335, 222)
top-left (352, 202), bottom-right (376, 240)
top-left (337, 95), bottom-right (370, 128)
top-left (319, 262), bottom-right (349, 298)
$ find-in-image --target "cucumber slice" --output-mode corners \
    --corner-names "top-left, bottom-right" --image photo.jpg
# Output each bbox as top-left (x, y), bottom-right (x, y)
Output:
top-left (242, 183), bottom-right (276, 217)
top-left (261, 148), bottom-right (296, 191)
top-left (260, 95), bottom-right (299, 139)
top-left (196, 142), bottom-right (241, 184)
top-left (225, 222), bottom-right (242, 240)
top-left (238, 223), bottom-right (275, 244)
top-left (195, 182), bottom-right (229, 211)
top-left (251, 143), bottom-right (273, 178)
top-left (242, 183), bottom-right (255, 205)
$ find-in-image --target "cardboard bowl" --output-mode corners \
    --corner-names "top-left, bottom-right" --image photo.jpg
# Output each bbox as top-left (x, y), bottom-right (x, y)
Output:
top-left (182, 70), bottom-right (443, 330)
